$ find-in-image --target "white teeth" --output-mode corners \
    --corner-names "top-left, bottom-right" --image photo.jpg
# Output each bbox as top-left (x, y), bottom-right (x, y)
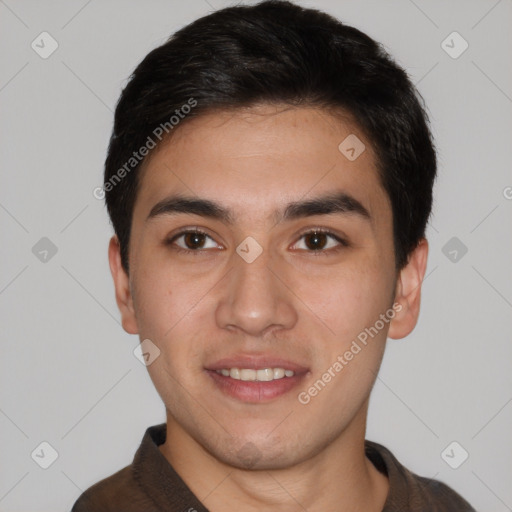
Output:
top-left (240, 369), bottom-right (256, 381)
top-left (257, 368), bottom-right (274, 381)
top-left (273, 368), bottom-right (285, 379)
top-left (215, 367), bottom-right (295, 381)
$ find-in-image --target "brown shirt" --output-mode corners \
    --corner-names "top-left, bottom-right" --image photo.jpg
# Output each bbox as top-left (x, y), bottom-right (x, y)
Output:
top-left (71, 423), bottom-right (476, 511)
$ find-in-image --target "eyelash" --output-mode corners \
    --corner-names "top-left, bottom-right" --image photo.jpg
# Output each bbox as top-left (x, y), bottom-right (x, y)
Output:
top-left (165, 227), bottom-right (349, 257)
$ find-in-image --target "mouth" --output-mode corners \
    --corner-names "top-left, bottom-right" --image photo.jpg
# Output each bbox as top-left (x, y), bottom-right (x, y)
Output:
top-left (205, 356), bottom-right (309, 403)
top-left (215, 367), bottom-right (295, 381)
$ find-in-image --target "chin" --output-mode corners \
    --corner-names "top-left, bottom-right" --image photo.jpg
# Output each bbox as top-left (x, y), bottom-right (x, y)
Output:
top-left (207, 432), bottom-right (304, 470)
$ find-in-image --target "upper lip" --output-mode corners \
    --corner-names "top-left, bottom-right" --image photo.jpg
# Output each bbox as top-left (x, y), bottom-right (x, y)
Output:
top-left (205, 354), bottom-right (309, 373)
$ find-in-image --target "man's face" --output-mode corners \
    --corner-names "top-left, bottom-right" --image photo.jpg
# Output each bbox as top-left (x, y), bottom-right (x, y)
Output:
top-left (114, 104), bottom-right (404, 469)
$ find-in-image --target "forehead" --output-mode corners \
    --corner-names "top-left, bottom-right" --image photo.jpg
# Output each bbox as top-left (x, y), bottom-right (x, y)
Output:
top-left (133, 104), bottom-right (390, 226)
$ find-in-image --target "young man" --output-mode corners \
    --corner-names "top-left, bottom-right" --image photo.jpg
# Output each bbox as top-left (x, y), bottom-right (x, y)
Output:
top-left (73, 1), bottom-right (476, 510)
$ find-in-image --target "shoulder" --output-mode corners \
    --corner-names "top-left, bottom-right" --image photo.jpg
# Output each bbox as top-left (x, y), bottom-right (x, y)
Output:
top-left (407, 472), bottom-right (476, 511)
top-left (365, 440), bottom-right (477, 512)
top-left (71, 464), bottom-right (156, 512)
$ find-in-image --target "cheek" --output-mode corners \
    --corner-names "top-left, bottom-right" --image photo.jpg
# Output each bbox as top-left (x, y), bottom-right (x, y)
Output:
top-left (306, 263), bottom-right (392, 398)
top-left (130, 260), bottom-right (214, 379)
top-left (131, 253), bottom-right (205, 338)
top-left (295, 260), bottom-right (393, 344)
top-left (298, 274), bottom-right (390, 414)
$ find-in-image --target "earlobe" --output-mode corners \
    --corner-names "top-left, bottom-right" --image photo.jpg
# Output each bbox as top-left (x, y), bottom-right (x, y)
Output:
top-left (108, 235), bottom-right (139, 335)
top-left (387, 238), bottom-right (429, 340)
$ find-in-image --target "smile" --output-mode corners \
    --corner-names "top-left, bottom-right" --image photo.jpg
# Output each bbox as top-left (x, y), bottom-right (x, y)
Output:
top-left (215, 367), bottom-right (295, 381)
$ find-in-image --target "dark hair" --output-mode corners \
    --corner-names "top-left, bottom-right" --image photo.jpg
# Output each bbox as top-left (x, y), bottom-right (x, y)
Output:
top-left (104, 0), bottom-right (436, 273)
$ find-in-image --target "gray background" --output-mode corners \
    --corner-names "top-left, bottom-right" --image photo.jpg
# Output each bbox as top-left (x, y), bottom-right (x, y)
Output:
top-left (1, 0), bottom-right (511, 511)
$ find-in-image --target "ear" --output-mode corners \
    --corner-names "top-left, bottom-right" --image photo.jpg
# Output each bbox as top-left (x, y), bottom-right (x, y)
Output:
top-left (108, 235), bottom-right (139, 335)
top-left (387, 238), bottom-right (429, 340)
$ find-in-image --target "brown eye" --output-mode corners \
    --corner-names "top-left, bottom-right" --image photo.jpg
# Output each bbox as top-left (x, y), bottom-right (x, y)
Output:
top-left (182, 232), bottom-right (207, 250)
top-left (303, 232), bottom-right (329, 251)
top-left (292, 229), bottom-right (348, 255)
top-left (167, 229), bottom-right (220, 253)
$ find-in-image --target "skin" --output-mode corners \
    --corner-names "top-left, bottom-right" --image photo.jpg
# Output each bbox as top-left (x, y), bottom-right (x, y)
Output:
top-left (108, 104), bottom-right (428, 512)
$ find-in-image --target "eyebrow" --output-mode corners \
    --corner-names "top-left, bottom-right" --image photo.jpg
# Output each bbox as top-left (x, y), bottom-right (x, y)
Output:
top-left (147, 191), bottom-right (371, 225)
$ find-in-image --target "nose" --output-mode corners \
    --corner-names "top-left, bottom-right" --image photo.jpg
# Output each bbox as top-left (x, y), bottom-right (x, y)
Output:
top-left (215, 243), bottom-right (298, 337)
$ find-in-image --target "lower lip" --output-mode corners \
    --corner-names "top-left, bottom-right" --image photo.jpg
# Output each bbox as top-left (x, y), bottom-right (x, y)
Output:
top-left (206, 370), bottom-right (306, 403)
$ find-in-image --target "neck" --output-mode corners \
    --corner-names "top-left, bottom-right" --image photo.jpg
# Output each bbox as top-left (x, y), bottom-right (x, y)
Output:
top-left (159, 401), bottom-right (388, 512)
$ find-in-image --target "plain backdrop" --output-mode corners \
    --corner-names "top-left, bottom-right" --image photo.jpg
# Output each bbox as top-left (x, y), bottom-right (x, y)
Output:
top-left (1, 1), bottom-right (511, 511)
